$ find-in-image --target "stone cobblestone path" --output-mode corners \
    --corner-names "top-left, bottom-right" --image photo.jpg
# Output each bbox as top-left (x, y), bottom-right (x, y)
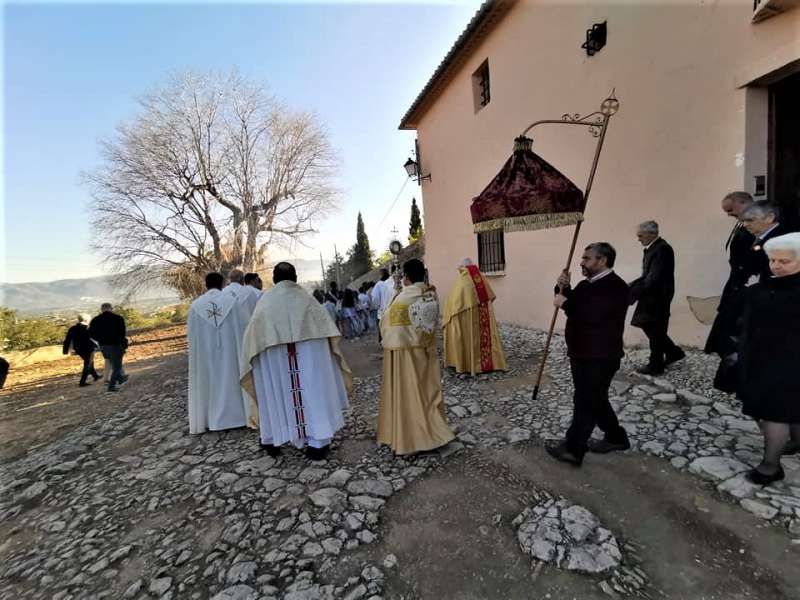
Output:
top-left (2, 324), bottom-right (800, 599)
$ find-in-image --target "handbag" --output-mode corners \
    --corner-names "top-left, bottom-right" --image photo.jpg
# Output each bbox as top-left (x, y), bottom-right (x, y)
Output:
top-left (713, 353), bottom-right (738, 394)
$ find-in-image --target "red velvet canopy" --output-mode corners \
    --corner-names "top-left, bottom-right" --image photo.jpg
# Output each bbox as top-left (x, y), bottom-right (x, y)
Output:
top-left (470, 136), bottom-right (585, 233)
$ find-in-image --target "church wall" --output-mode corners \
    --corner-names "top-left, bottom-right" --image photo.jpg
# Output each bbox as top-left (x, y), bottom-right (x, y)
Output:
top-left (413, 0), bottom-right (800, 346)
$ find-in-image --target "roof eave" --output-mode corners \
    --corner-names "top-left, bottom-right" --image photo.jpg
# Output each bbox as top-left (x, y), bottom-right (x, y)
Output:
top-left (398, 0), bottom-right (516, 131)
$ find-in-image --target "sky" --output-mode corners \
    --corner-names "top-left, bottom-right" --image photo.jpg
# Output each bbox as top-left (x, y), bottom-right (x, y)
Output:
top-left (2, 0), bottom-right (479, 283)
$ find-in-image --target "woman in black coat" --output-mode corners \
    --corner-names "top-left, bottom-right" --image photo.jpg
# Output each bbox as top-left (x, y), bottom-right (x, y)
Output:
top-left (737, 232), bottom-right (800, 485)
top-left (62, 314), bottom-right (100, 387)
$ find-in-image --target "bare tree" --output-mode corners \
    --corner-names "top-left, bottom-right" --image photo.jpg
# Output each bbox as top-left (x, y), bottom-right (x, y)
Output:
top-left (84, 69), bottom-right (338, 299)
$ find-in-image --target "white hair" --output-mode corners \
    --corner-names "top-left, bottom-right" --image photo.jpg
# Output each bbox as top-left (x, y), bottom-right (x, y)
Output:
top-left (764, 232), bottom-right (800, 259)
top-left (741, 201), bottom-right (779, 221)
top-left (78, 313), bottom-right (91, 323)
top-left (460, 258), bottom-right (473, 267)
top-left (637, 220), bottom-right (659, 235)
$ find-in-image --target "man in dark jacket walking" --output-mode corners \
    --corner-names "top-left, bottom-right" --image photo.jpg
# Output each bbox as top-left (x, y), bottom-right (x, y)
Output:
top-left (62, 314), bottom-right (100, 386)
top-left (705, 191), bottom-right (755, 355)
top-left (629, 221), bottom-right (685, 375)
top-left (89, 303), bottom-right (128, 392)
top-left (546, 242), bottom-right (631, 467)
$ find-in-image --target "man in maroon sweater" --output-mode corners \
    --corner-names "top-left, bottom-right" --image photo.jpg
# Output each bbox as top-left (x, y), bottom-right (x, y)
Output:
top-left (547, 242), bottom-right (631, 467)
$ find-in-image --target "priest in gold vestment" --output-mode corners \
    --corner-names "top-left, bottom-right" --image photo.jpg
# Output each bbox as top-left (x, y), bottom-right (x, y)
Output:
top-left (378, 259), bottom-right (455, 455)
top-left (443, 259), bottom-right (508, 375)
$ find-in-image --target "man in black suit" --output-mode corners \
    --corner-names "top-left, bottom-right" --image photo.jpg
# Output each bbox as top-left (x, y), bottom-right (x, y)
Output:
top-left (89, 303), bottom-right (128, 393)
top-left (705, 191), bottom-right (755, 356)
top-left (740, 201), bottom-right (788, 282)
top-left (629, 221), bottom-right (685, 375)
top-left (62, 314), bottom-right (101, 386)
top-left (546, 242), bottom-right (631, 467)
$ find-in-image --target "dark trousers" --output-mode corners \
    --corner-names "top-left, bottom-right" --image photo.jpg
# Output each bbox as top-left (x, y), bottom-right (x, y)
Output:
top-left (641, 316), bottom-right (682, 369)
top-left (79, 351), bottom-right (99, 385)
top-left (566, 358), bottom-right (628, 457)
top-left (100, 345), bottom-right (125, 388)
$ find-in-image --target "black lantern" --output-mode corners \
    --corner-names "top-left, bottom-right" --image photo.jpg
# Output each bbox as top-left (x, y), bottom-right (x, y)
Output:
top-left (582, 21), bottom-right (607, 56)
top-left (404, 158), bottom-right (418, 178)
top-left (403, 156), bottom-right (431, 184)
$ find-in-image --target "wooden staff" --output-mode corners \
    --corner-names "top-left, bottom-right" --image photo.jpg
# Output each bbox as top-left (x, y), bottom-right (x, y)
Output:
top-left (530, 94), bottom-right (619, 400)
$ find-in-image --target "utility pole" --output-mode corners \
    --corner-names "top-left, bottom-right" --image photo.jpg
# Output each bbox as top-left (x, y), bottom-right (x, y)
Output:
top-left (319, 252), bottom-right (325, 285)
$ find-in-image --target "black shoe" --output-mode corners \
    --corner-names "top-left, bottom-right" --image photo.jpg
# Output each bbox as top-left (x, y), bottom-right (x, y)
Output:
top-left (107, 386), bottom-right (120, 393)
top-left (119, 375), bottom-right (129, 384)
top-left (636, 364), bottom-right (664, 376)
top-left (783, 442), bottom-right (800, 456)
top-left (305, 445), bottom-right (330, 461)
top-left (260, 443), bottom-right (282, 458)
top-left (745, 466), bottom-right (785, 485)
top-left (587, 438), bottom-right (631, 454)
top-left (665, 349), bottom-right (686, 367)
top-left (93, 374), bottom-right (101, 381)
top-left (79, 382), bottom-right (90, 387)
top-left (545, 442), bottom-right (583, 467)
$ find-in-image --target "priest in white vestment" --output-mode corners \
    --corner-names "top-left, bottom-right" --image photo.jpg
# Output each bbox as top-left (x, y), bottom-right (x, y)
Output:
top-left (241, 262), bottom-right (352, 461)
top-left (187, 272), bottom-right (251, 433)
top-left (244, 272), bottom-right (264, 308)
top-left (223, 269), bottom-right (259, 319)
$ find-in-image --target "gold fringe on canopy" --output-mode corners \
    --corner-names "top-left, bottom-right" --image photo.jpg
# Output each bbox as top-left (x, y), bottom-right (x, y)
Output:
top-left (472, 211), bottom-right (584, 234)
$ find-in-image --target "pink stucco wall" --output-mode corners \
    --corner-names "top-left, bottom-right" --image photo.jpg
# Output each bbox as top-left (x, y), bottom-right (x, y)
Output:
top-left (414, 0), bottom-right (800, 346)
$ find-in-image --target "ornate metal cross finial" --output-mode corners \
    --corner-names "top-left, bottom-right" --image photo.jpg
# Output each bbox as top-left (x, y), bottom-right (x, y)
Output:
top-left (600, 90), bottom-right (619, 117)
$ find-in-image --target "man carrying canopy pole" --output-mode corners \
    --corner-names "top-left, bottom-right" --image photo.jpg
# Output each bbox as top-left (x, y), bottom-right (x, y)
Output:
top-left (468, 92), bottom-right (620, 400)
top-left (546, 243), bottom-right (631, 467)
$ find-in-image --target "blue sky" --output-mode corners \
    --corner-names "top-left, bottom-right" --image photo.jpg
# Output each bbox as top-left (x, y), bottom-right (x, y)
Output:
top-left (2, 0), bottom-right (478, 283)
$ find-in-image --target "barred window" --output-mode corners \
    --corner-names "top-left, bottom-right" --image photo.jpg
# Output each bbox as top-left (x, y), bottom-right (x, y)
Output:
top-left (472, 59), bottom-right (490, 112)
top-left (477, 229), bottom-right (505, 273)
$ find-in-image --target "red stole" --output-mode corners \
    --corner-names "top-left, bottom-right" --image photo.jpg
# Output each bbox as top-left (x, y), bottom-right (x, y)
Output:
top-left (464, 265), bottom-right (493, 372)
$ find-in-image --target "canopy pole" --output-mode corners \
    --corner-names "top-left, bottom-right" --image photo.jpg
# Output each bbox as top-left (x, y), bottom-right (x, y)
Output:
top-left (531, 92), bottom-right (618, 401)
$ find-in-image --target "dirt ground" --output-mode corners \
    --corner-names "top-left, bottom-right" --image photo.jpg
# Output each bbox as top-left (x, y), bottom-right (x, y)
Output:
top-left (3, 329), bottom-right (800, 599)
top-left (338, 335), bottom-right (800, 600)
top-left (0, 325), bottom-right (187, 463)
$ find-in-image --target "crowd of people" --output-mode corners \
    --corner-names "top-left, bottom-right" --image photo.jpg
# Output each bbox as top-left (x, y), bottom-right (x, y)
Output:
top-left (546, 192), bottom-right (800, 489)
top-left (53, 191), bottom-right (800, 489)
top-left (187, 257), bottom-right (507, 461)
top-left (312, 271), bottom-right (396, 340)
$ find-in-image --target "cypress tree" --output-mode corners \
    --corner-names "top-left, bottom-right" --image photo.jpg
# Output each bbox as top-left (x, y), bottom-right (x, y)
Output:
top-left (409, 197), bottom-right (423, 242)
top-left (348, 212), bottom-right (373, 278)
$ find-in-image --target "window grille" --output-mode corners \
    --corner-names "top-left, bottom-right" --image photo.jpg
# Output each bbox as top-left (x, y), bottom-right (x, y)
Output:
top-left (477, 229), bottom-right (505, 273)
top-left (472, 60), bottom-right (491, 112)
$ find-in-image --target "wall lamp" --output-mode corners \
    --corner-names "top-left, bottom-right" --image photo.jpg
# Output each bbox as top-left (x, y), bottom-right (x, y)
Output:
top-left (403, 157), bottom-right (431, 184)
top-left (582, 21), bottom-right (607, 56)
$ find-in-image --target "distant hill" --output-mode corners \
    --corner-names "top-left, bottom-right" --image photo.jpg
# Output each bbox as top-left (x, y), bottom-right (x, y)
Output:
top-left (0, 258), bottom-right (324, 316)
top-left (0, 275), bottom-right (179, 316)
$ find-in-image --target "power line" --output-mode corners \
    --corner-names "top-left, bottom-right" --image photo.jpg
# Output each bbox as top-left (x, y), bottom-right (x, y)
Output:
top-left (376, 176), bottom-right (410, 229)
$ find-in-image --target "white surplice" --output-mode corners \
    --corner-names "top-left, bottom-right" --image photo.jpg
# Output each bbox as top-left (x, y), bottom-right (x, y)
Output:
top-left (239, 285), bottom-right (262, 315)
top-left (221, 282), bottom-right (259, 413)
top-left (187, 288), bottom-right (250, 433)
top-left (251, 338), bottom-right (349, 448)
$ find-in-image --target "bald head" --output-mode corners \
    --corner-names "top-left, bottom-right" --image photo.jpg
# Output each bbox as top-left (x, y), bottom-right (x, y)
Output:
top-left (721, 191), bottom-right (753, 219)
top-left (228, 269), bottom-right (244, 284)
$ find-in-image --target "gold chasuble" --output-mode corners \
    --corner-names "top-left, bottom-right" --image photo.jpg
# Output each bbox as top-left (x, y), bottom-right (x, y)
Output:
top-left (378, 283), bottom-right (455, 455)
top-left (443, 265), bottom-right (508, 375)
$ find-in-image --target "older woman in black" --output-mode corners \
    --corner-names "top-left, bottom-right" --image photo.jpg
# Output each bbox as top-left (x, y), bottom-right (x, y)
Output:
top-left (737, 232), bottom-right (800, 485)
